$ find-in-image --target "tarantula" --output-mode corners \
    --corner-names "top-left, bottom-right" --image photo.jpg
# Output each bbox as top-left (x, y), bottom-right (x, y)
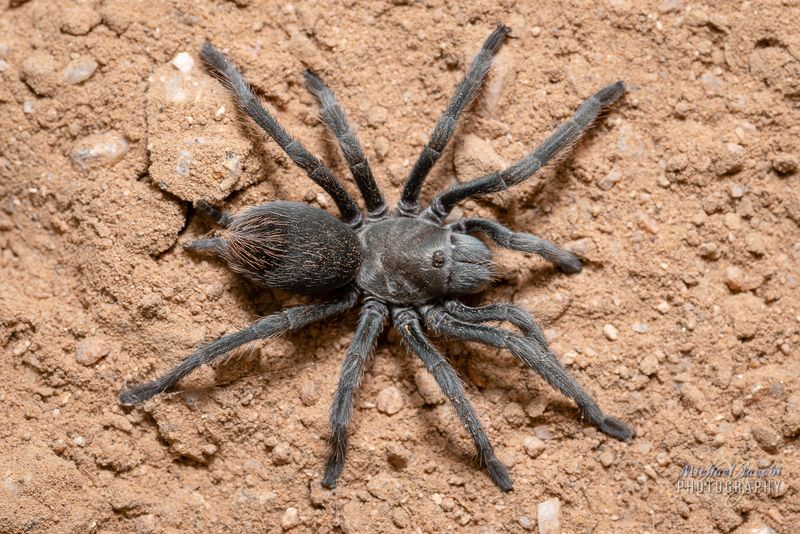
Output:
top-left (120, 24), bottom-right (633, 491)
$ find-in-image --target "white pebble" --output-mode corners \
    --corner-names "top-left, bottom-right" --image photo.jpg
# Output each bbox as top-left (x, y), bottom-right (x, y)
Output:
top-left (281, 507), bottom-right (299, 530)
top-left (62, 57), bottom-right (98, 85)
top-left (537, 498), bottom-right (561, 534)
top-left (172, 52), bottom-right (194, 73)
top-left (0, 59), bottom-right (7, 72)
top-left (603, 324), bottom-right (619, 341)
top-left (376, 386), bottom-right (404, 415)
top-left (70, 132), bottom-right (129, 171)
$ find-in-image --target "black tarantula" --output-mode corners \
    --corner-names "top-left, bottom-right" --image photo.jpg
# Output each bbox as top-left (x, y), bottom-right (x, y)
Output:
top-left (120, 24), bottom-right (634, 491)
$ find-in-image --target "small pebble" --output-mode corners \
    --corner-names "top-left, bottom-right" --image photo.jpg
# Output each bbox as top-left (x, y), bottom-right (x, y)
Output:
top-left (523, 436), bottom-right (545, 458)
top-left (772, 153), bottom-right (798, 175)
top-left (537, 498), bottom-right (561, 534)
top-left (639, 354), bottom-right (659, 376)
top-left (61, 57), bottom-right (97, 85)
top-left (603, 324), bottom-right (619, 341)
top-left (172, 52), bottom-right (194, 73)
top-left (518, 515), bottom-right (533, 531)
top-left (598, 450), bottom-right (615, 467)
top-left (272, 442), bottom-right (292, 465)
top-left (281, 507), bottom-right (299, 530)
top-left (729, 183), bottom-right (747, 198)
top-left (0, 59), bottom-right (8, 72)
top-left (376, 386), bottom-right (403, 415)
top-left (632, 322), bottom-right (649, 334)
top-left (70, 131), bottom-right (129, 171)
top-left (414, 370), bottom-right (445, 405)
top-left (751, 424), bottom-right (781, 453)
top-left (75, 338), bottom-right (110, 365)
top-left (724, 265), bottom-right (764, 292)
top-left (697, 242), bottom-right (720, 259)
top-left (656, 301), bottom-right (671, 314)
top-left (21, 50), bottom-right (58, 96)
top-left (596, 169), bottom-right (622, 190)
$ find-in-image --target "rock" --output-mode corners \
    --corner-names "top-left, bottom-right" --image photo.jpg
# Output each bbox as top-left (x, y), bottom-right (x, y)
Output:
top-left (603, 323), bottom-right (619, 341)
top-left (729, 183), bottom-right (747, 198)
top-left (524, 396), bottom-right (549, 418)
top-left (414, 369), bottom-right (445, 405)
top-left (657, 0), bottom-right (683, 14)
top-left (698, 242), bottom-right (720, 260)
top-left (728, 293), bottom-right (763, 339)
top-left (639, 354), bottom-right (659, 376)
top-left (146, 61), bottom-right (274, 202)
top-left (783, 394), bottom-right (800, 437)
top-left (724, 265), bottom-right (764, 293)
top-left (299, 381), bottom-right (320, 406)
top-left (503, 402), bottom-right (527, 428)
top-left (596, 168), bottom-right (622, 190)
top-left (523, 436), bottom-right (545, 458)
top-left (272, 442), bottom-right (293, 466)
top-left (61, 5), bottom-right (102, 35)
top-left (281, 507), bottom-right (299, 530)
top-left (171, 52), bottom-right (194, 74)
top-left (376, 386), bottom-right (404, 415)
top-left (21, 50), bottom-right (58, 96)
top-left (70, 131), bottom-right (129, 171)
top-left (75, 337), bottom-right (110, 365)
top-left (366, 472), bottom-right (402, 502)
top-left (61, 57), bottom-right (98, 85)
top-left (537, 498), bottom-right (561, 534)
top-left (598, 450), bottom-right (615, 467)
top-left (681, 383), bottom-right (706, 410)
top-left (632, 322), bottom-right (650, 334)
top-left (771, 153), bottom-right (798, 175)
top-left (656, 301), bottom-right (671, 314)
top-left (751, 423), bottom-right (781, 453)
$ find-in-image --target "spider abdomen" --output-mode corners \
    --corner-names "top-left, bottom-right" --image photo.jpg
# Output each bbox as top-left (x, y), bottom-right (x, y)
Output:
top-left (221, 201), bottom-right (363, 294)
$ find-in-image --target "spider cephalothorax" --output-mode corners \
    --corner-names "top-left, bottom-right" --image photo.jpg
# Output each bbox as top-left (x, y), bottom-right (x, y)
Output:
top-left (120, 24), bottom-right (633, 491)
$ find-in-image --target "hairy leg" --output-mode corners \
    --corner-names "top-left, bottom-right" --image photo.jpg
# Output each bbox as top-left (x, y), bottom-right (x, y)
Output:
top-left (452, 217), bottom-right (581, 273)
top-left (120, 289), bottom-right (358, 405)
top-left (200, 43), bottom-right (362, 226)
top-left (304, 72), bottom-right (387, 219)
top-left (323, 299), bottom-right (388, 487)
top-left (195, 200), bottom-right (233, 227)
top-left (398, 24), bottom-right (510, 217)
top-left (423, 81), bottom-right (626, 222)
top-left (423, 305), bottom-right (634, 441)
top-left (393, 307), bottom-right (513, 491)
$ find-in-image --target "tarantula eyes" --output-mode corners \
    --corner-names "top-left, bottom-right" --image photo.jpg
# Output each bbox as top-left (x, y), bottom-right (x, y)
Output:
top-left (431, 250), bottom-right (446, 268)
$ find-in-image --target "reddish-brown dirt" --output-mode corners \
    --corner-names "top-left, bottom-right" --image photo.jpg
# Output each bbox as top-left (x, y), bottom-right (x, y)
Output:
top-left (1, 1), bottom-right (798, 532)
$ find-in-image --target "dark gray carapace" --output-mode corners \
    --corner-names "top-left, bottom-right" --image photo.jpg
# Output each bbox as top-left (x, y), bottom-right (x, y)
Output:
top-left (120, 25), bottom-right (634, 493)
top-left (211, 201), bottom-right (492, 302)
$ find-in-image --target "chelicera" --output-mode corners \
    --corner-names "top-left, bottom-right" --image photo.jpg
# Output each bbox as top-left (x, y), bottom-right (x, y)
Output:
top-left (120, 24), bottom-right (633, 491)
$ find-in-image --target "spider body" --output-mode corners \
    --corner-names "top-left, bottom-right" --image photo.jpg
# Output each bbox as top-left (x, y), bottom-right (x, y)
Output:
top-left (357, 218), bottom-right (491, 303)
top-left (121, 24), bottom-right (634, 492)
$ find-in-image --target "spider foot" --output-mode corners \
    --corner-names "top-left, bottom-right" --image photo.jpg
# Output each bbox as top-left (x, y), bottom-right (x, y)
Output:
top-left (119, 381), bottom-right (165, 406)
top-left (487, 457), bottom-right (513, 492)
top-left (556, 251), bottom-right (583, 274)
top-left (598, 415), bottom-right (635, 442)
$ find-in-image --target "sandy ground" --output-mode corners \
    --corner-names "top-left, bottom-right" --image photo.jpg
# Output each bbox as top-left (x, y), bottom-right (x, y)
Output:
top-left (1, 0), bottom-right (799, 532)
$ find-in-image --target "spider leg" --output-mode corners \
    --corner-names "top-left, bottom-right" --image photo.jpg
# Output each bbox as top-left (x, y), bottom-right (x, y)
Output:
top-left (423, 82), bottom-right (626, 223)
top-left (304, 71), bottom-right (387, 220)
top-left (183, 236), bottom-right (226, 254)
top-left (452, 217), bottom-right (581, 273)
top-left (423, 304), bottom-right (634, 442)
top-left (393, 307), bottom-right (513, 491)
top-left (194, 200), bottom-right (233, 227)
top-left (442, 300), bottom-right (540, 339)
top-left (397, 24), bottom-right (510, 217)
top-left (323, 299), bottom-right (388, 488)
top-left (119, 289), bottom-right (358, 405)
top-left (200, 43), bottom-right (362, 227)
